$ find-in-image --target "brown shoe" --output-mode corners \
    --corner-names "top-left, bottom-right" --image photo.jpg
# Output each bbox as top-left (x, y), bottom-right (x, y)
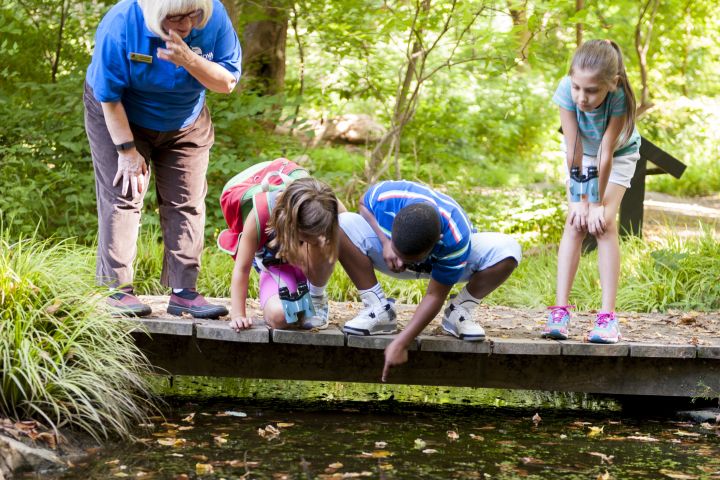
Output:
top-left (167, 289), bottom-right (228, 319)
top-left (107, 288), bottom-right (152, 317)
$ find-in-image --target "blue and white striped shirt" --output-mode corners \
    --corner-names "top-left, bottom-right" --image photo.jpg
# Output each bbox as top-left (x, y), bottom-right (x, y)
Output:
top-left (553, 76), bottom-right (640, 157)
top-left (363, 181), bottom-right (474, 286)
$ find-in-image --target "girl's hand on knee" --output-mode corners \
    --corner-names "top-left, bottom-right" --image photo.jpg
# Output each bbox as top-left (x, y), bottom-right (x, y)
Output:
top-left (568, 202), bottom-right (588, 232)
top-left (229, 315), bottom-right (253, 331)
top-left (588, 204), bottom-right (607, 236)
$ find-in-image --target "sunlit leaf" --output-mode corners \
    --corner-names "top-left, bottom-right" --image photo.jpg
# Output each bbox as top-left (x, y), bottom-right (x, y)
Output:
top-left (447, 430), bottom-right (459, 440)
top-left (588, 426), bottom-right (604, 437)
top-left (277, 422), bottom-right (295, 428)
top-left (195, 463), bottom-right (214, 475)
top-left (414, 438), bottom-right (427, 449)
top-left (532, 413), bottom-right (542, 425)
top-left (328, 462), bottom-right (343, 469)
top-left (374, 441), bottom-right (387, 448)
top-left (422, 449), bottom-right (438, 454)
top-left (361, 450), bottom-right (392, 458)
top-left (658, 470), bottom-right (700, 479)
top-left (589, 452), bottom-right (614, 464)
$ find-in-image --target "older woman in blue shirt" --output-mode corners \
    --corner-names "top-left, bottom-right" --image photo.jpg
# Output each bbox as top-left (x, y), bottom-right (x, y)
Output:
top-left (84, 0), bottom-right (241, 318)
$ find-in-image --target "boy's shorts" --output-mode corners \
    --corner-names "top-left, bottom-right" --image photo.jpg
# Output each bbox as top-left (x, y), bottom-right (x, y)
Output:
top-left (339, 212), bottom-right (522, 282)
top-left (565, 152), bottom-right (641, 189)
top-left (258, 264), bottom-right (306, 307)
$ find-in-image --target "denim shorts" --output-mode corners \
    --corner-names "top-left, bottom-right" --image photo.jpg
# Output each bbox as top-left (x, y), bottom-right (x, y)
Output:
top-left (339, 212), bottom-right (522, 283)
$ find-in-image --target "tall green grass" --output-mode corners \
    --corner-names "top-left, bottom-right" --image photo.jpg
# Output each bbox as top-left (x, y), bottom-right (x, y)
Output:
top-left (0, 232), bottom-right (156, 440)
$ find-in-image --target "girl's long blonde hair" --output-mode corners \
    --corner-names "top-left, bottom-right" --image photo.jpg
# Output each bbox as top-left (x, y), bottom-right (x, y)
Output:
top-left (267, 177), bottom-right (340, 265)
top-left (570, 39), bottom-right (637, 147)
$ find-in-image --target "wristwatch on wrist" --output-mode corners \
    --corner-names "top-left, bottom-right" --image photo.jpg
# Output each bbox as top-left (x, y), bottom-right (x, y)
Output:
top-left (115, 140), bottom-right (136, 152)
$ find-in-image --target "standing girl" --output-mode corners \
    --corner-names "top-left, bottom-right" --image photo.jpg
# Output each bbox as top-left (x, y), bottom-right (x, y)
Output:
top-left (543, 39), bottom-right (641, 344)
top-left (228, 177), bottom-right (342, 331)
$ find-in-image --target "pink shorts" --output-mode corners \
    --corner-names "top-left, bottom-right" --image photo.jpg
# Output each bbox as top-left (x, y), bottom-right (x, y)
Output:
top-left (258, 264), bottom-right (307, 307)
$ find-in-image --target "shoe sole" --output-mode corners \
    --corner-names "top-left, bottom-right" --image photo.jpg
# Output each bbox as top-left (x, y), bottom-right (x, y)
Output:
top-left (167, 305), bottom-right (228, 319)
top-left (541, 330), bottom-right (569, 340)
top-left (587, 335), bottom-right (621, 344)
top-left (343, 325), bottom-right (397, 336)
top-left (109, 305), bottom-right (152, 318)
top-left (441, 321), bottom-right (485, 342)
top-left (300, 320), bottom-right (330, 330)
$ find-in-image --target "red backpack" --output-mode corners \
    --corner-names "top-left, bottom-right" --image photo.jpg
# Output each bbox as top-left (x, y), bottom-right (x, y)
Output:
top-left (217, 158), bottom-right (309, 258)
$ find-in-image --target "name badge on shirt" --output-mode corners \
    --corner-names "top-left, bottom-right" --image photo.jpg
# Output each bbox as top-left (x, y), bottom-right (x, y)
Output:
top-left (130, 52), bottom-right (153, 64)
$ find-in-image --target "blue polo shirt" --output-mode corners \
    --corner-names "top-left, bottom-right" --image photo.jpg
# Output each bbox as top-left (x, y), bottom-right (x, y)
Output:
top-left (363, 181), bottom-right (474, 286)
top-left (86, 0), bottom-right (242, 131)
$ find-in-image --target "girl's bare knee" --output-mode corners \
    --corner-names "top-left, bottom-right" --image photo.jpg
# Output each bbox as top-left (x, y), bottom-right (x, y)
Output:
top-left (264, 305), bottom-right (287, 329)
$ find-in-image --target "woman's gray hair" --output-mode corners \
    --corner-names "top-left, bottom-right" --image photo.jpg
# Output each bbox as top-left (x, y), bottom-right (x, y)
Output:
top-left (139, 0), bottom-right (213, 37)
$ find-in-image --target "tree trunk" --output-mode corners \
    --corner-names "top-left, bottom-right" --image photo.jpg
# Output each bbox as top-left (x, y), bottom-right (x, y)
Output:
top-left (507, 0), bottom-right (531, 63)
top-left (634, 0), bottom-right (659, 113)
top-left (575, 0), bottom-right (584, 47)
top-left (240, 1), bottom-right (288, 100)
top-left (221, 0), bottom-right (239, 31)
top-left (51, 0), bottom-right (68, 83)
top-left (366, 0), bottom-right (431, 182)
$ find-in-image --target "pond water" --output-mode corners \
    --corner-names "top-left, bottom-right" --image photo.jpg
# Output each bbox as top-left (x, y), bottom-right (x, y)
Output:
top-left (47, 378), bottom-right (720, 479)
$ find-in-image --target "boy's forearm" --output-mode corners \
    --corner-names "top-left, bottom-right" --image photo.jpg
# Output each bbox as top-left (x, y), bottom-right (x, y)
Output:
top-left (395, 283), bottom-right (451, 347)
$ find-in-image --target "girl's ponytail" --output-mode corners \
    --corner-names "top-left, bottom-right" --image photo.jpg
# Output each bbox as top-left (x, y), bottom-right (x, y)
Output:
top-left (607, 40), bottom-right (636, 147)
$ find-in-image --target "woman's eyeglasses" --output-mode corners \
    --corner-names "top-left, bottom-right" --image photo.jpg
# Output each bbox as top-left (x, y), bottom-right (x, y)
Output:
top-left (165, 9), bottom-right (203, 23)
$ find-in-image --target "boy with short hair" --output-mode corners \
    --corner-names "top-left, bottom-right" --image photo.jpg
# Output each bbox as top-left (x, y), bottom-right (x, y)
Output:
top-left (338, 180), bottom-right (522, 380)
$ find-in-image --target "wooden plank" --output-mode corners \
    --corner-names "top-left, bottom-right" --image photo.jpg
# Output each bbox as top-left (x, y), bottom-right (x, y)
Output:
top-left (419, 335), bottom-right (491, 354)
top-left (491, 338), bottom-right (561, 355)
top-left (272, 328), bottom-right (345, 346)
top-left (195, 320), bottom-right (269, 343)
top-left (135, 335), bottom-right (720, 397)
top-left (629, 343), bottom-right (697, 358)
top-left (640, 136), bottom-right (686, 178)
top-left (128, 318), bottom-right (194, 336)
top-left (697, 346), bottom-right (720, 360)
top-left (619, 156), bottom-right (647, 237)
top-left (560, 341), bottom-right (629, 357)
top-left (347, 334), bottom-right (419, 351)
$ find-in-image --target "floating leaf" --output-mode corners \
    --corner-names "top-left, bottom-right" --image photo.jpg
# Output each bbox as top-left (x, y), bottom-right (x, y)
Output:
top-left (447, 430), bottom-right (459, 440)
top-left (361, 450), bottom-right (392, 458)
top-left (195, 463), bottom-right (214, 475)
top-left (328, 462), bottom-right (343, 469)
top-left (422, 449), bottom-right (438, 454)
top-left (375, 441), bottom-right (387, 448)
top-left (588, 426), bottom-right (604, 437)
top-left (157, 437), bottom-right (186, 447)
top-left (589, 452), bottom-right (614, 464)
top-left (469, 434), bottom-right (484, 441)
top-left (277, 422), bottom-right (295, 428)
top-left (182, 413), bottom-right (195, 423)
top-left (626, 435), bottom-right (659, 442)
top-left (214, 436), bottom-right (228, 446)
top-left (223, 411), bottom-right (247, 418)
top-left (596, 471), bottom-right (611, 480)
top-left (658, 470), bottom-right (699, 479)
top-left (532, 413), bottom-right (542, 426)
top-left (414, 438), bottom-right (427, 449)
top-left (673, 430), bottom-right (701, 437)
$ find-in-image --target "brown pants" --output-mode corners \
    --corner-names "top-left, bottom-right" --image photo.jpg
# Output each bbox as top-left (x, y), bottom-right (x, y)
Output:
top-left (83, 83), bottom-right (214, 289)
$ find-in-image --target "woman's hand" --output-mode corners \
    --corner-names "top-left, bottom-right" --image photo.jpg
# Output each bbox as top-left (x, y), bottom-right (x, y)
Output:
top-left (568, 201), bottom-right (589, 232)
top-left (587, 203), bottom-right (607, 236)
top-left (229, 315), bottom-right (252, 331)
top-left (382, 240), bottom-right (405, 272)
top-left (113, 149), bottom-right (148, 198)
top-left (157, 30), bottom-right (196, 68)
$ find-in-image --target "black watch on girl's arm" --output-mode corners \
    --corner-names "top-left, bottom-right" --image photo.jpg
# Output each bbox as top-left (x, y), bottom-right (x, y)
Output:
top-left (115, 140), bottom-right (136, 152)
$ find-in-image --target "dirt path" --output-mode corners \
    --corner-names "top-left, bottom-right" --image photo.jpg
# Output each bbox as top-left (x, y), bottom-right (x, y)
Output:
top-left (642, 191), bottom-right (720, 241)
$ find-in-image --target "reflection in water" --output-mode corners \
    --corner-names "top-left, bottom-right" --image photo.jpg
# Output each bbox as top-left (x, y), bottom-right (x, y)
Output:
top-left (47, 378), bottom-right (719, 479)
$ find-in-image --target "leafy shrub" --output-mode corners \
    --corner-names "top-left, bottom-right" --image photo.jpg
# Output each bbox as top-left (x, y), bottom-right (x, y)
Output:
top-left (0, 231), bottom-right (156, 439)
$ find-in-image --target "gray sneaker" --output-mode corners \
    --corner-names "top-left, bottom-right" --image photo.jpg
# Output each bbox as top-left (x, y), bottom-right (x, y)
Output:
top-left (301, 294), bottom-right (330, 330)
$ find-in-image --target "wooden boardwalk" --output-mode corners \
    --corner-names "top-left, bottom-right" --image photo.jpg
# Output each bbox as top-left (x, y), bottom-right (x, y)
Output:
top-left (130, 297), bottom-right (720, 398)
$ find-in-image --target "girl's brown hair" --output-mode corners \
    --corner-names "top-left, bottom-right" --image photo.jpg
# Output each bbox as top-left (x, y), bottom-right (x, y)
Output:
top-left (570, 39), bottom-right (637, 147)
top-left (267, 177), bottom-right (340, 265)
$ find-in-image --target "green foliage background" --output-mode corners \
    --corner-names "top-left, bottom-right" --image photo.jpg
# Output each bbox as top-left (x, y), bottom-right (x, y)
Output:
top-left (1, 0), bottom-right (719, 243)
